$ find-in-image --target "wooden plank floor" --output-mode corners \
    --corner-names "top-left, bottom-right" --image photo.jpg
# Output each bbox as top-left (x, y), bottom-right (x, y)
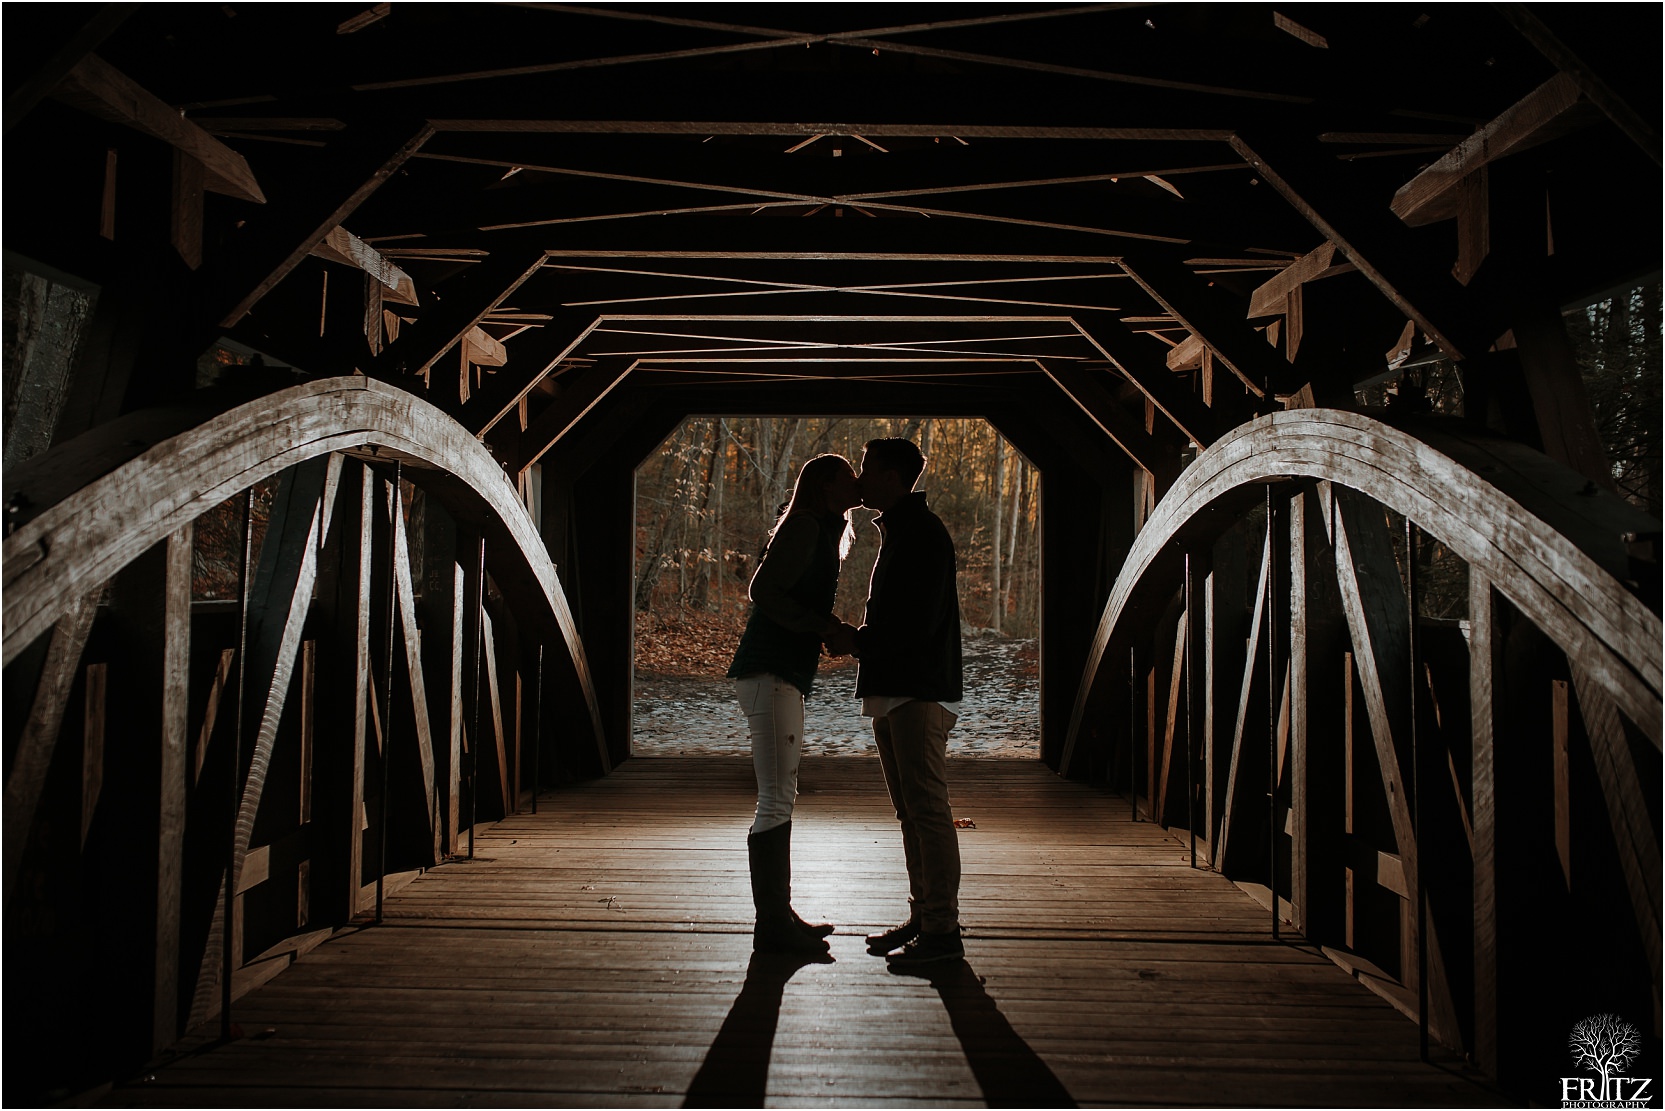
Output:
top-left (105, 757), bottom-right (1508, 1108)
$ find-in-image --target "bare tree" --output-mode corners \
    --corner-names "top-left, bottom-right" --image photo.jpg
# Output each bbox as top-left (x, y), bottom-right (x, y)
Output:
top-left (992, 436), bottom-right (1008, 634)
top-left (1569, 1014), bottom-right (1642, 1095)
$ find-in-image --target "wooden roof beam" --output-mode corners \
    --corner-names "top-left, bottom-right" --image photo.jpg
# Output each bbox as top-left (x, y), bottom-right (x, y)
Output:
top-left (309, 226), bottom-right (419, 304)
top-left (428, 120), bottom-right (1236, 141)
top-left (1391, 73), bottom-right (1593, 227)
top-left (1118, 249), bottom-right (1301, 397)
top-left (518, 359), bottom-right (639, 474)
top-left (1070, 310), bottom-right (1236, 448)
top-left (364, 245), bottom-right (547, 387)
top-left (215, 118), bottom-right (434, 327)
top-left (1041, 361), bottom-right (1183, 494)
top-left (1248, 242), bottom-right (1352, 317)
top-left (51, 54), bottom-right (265, 203)
top-left (1230, 131), bottom-right (1495, 363)
top-left (453, 303), bottom-right (607, 435)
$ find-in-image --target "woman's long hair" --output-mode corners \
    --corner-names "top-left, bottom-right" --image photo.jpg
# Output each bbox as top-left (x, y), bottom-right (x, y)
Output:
top-left (769, 453), bottom-right (856, 559)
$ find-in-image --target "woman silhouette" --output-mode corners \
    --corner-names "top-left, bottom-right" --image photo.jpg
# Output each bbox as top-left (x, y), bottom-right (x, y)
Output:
top-left (726, 453), bottom-right (860, 955)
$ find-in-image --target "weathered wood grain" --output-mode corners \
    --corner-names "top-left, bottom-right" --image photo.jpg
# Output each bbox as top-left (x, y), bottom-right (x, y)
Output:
top-left (1468, 577), bottom-right (1502, 1078)
top-left (480, 609), bottom-right (513, 816)
top-left (0, 377), bottom-right (607, 768)
top-left (154, 523), bottom-right (192, 1052)
top-left (1248, 242), bottom-right (1337, 318)
top-left (1216, 528), bottom-right (1271, 871)
top-left (104, 757), bottom-right (1505, 1108)
top-left (1391, 74), bottom-right (1588, 227)
top-left (54, 54), bottom-right (265, 203)
top-left (1062, 409), bottom-right (1661, 777)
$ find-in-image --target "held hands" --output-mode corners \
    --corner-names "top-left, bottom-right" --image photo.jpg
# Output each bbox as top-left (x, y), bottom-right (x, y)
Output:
top-left (823, 621), bottom-right (860, 658)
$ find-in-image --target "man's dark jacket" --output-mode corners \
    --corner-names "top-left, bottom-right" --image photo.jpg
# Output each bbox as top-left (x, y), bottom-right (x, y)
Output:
top-left (852, 491), bottom-right (963, 702)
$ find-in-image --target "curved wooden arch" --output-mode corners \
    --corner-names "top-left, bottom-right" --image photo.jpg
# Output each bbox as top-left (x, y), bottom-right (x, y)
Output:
top-left (1062, 407), bottom-right (1662, 769)
top-left (1, 376), bottom-right (606, 758)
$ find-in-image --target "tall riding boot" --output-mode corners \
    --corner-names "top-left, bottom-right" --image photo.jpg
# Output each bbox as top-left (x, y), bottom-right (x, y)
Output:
top-left (748, 822), bottom-right (830, 955)
top-left (777, 819), bottom-right (835, 938)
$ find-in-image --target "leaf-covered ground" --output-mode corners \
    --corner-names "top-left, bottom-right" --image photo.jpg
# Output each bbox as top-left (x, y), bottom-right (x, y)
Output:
top-left (633, 617), bottom-right (1039, 757)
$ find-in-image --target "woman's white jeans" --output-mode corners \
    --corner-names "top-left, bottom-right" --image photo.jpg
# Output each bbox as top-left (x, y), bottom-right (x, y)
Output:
top-left (734, 674), bottom-right (803, 834)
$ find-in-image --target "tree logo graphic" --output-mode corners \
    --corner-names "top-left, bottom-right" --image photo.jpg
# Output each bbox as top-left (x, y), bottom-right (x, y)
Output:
top-left (1562, 1014), bottom-right (1654, 1107)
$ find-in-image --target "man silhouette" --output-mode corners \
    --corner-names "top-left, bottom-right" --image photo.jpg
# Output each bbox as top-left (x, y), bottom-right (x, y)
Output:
top-left (828, 437), bottom-right (965, 967)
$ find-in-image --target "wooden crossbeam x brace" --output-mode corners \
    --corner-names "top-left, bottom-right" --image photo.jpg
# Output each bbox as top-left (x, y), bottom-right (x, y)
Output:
top-left (1325, 484), bottom-right (1465, 1044)
top-left (232, 456), bottom-right (340, 895)
top-left (50, 53), bottom-right (264, 203)
top-left (215, 118), bottom-right (435, 328)
top-left (1118, 250), bottom-right (1300, 397)
top-left (1039, 360), bottom-right (1182, 494)
top-left (1071, 310), bottom-right (1231, 448)
top-left (1247, 242), bottom-right (1351, 318)
top-left (455, 304), bottom-right (604, 436)
top-left (310, 227), bottom-right (419, 305)
top-left (382, 475), bottom-right (442, 863)
top-left (518, 358), bottom-right (640, 474)
top-left (1229, 132), bottom-right (1495, 363)
top-left (189, 457), bottom-right (339, 1025)
top-left (366, 246), bottom-right (549, 389)
top-left (1391, 73), bottom-right (1591, 227)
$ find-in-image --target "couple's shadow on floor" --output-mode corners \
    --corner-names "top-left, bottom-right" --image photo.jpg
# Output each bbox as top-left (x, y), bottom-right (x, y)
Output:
top-left (683, 948), bottom-right (1076, 1108)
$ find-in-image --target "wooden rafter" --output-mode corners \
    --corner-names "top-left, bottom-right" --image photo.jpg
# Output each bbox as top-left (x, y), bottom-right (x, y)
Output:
top-left (53, 54), bottom-right (265, 203)
top-left (216, 119), bottom-right (435, 327)
top-left (1391, 73), bottom-right (1591, 227)
top-left (1230, 131), bottom-right (1496, 362)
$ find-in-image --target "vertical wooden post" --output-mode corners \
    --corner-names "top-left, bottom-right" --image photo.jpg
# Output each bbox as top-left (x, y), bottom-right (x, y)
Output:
top-left (467, 532), bottom-right (486, 857)
top-left (448, 563), bottom-right (464, 851)
top-left (153, 523), bottom-right (191, 1053)
top-left (224, 487), bottom-right (254, 1038)
top-left (1549, 679), bottom-right (1572, 886)
top-left (1129, 646), bottom-right (1139, 821)
top-left (1469, 576), bottom-right (1503, 1080)
top-left (1288, 487), bottom-right (1345, 943)
top-left (531, 644), bottom-right (544, 813)
top-left (310, 461), bottom-right (373, 921)
top-left (1184, 553), bottom-right (1206, 867)
top-left (1406, 516), bottom-right (1428, 1060)
top-left (1266, 485), bottom-right (1280, 938)
top-left (170, 150), bottom-right (204, 269)
top-left (1289, 491), bottom-right (1312, 935)
top-left (419, 500), bottom-right (464, 858)
top-left (375, 464), bottom-right (401, 923)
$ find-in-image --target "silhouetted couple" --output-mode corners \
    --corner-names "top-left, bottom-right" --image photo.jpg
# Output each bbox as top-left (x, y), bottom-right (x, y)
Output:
top-left (725, 437), bottom-right (965, 970)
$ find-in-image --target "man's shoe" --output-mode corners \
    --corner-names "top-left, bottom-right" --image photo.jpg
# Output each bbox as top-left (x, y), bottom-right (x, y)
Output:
top-left (865, 919), bottom-right (921, 955)
top-left (885, 929), bottom-right (964, 968)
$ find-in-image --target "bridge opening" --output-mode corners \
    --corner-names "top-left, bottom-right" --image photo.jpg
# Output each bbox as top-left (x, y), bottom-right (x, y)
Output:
top-left (630, 415), bottom-right (1042, 757)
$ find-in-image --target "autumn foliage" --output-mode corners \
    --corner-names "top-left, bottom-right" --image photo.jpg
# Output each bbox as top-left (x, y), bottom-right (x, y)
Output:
top-left (632, 416), bottom-right (1040, 677)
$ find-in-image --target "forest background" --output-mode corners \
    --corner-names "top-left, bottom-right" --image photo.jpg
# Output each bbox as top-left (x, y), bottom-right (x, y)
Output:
top-left (631, 416), bottom-right (1040, 680)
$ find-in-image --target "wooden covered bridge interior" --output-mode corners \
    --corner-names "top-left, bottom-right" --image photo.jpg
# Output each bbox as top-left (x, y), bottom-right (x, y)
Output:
top-left (4, 3), bottom-right (1660, 1106)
